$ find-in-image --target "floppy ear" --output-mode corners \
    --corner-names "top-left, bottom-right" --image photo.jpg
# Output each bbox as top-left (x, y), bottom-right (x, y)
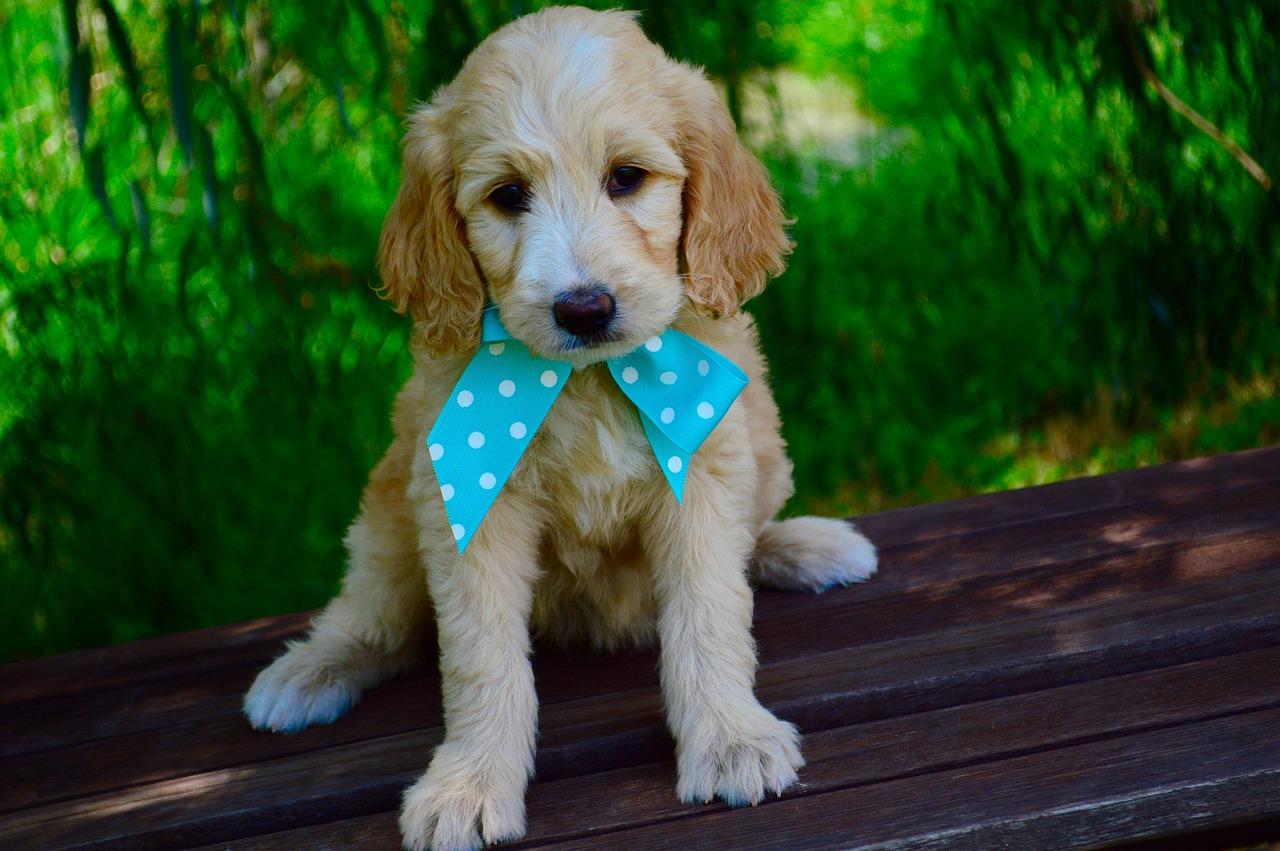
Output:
top-left (377, 104), bottom-right (486, 357)
top-left (673, 67), bottom-right (792, 315)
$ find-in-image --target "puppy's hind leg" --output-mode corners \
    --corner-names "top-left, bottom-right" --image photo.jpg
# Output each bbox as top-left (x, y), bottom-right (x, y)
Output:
top-left (750, 517), bottom-right (878, 593)
top-left (244, 445), bottom-right (430, 733)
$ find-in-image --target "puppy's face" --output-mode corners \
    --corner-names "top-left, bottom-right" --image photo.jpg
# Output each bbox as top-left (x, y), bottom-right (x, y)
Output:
top-left (378, 8), bottom-right (791, 362)
top-left (450, 26), bottom-right (687, 362)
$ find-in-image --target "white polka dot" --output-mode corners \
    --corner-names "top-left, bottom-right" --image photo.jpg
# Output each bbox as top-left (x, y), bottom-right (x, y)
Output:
top-left (697, 402), bottom-right (715, 419)
top-left (468, 431), bottom-right (485, 449)
top-left (452, 523), bottom-right (465, 541)
top-left (621, 366), bottom-right (639, 384)
top-left (660, 407), bottom-right (675, 424)
top-left (429, 443), bottom-right (444, 461)
top-left (457, 390), bottom-right (474, 408)
top-left (479, 472), bottom-right (496, 490)
top-left (660, 371), bottom-right (678, 385)
top-left (667, 456), bottom-right (683, 473)
top-left (509, 421), bottom-right (527, 439)
top-left (697, 359), bottom-right (710, 376)
top-left (488, 342), bottom-right (505, 356)
top-left (498, 380), bottom-right (516, 397)
top-left (645, 336), bottom-right (662, 352)
top-left (440, 484), bottom-right (454, 501)
top-left (540, 369), bottom-right (558, 387)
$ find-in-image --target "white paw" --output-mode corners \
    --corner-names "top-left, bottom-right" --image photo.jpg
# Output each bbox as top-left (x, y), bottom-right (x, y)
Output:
top-left (676, 706), bottom-right (804, 807)
top-left (243, 640), bottom-right (361, 733)
top-left (399, 744), bottom-right (527, 851)
top-left (753, 517), bottom-right (878, 593)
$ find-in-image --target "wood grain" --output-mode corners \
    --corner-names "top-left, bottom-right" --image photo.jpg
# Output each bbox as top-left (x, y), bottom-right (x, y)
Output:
top-left (537, 706), bottom-right (1280, 849)
top-left (4, 445), bottom-right (1276, 710)
top-left (188, 645), bottom-right (1280, 850)
top-left (853, 444), bottom-right (1280, 551)
top-left (5, 569), bottom-right (1277, 847)
top-left (538, 707), bottom-right (1280, 850)
top-left (2, 449), bottom-right (1278, 850)
top-left (4, 471), bottom-right (1274, 763)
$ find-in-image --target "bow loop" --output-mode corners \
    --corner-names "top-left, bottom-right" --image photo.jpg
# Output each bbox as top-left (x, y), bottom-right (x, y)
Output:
top-left (429, 310), bottom-right (748, 552)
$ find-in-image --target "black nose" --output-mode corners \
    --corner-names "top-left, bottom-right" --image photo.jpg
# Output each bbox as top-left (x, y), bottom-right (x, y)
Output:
top-left (553, 287), bottom-right (616, 338)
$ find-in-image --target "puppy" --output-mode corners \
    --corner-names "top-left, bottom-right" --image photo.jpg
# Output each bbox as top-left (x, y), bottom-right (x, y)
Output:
top-left (244, 7), bottom-right (877, 850)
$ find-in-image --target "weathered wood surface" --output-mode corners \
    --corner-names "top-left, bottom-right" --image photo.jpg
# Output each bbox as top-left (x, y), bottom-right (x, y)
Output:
top-left (2, 446), bottom-right (1278, 850)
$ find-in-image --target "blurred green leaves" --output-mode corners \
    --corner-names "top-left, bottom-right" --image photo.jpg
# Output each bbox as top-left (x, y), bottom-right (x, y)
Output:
top-left (1, 0), bottom-right (1276, 660)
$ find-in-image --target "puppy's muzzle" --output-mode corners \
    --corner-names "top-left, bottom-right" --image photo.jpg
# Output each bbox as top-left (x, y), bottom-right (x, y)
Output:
top-left (553, 286), bottom-right (617, 339)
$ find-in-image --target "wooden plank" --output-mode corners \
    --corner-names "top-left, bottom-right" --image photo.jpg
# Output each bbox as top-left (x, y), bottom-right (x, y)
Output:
top-left (754, 510), bottom-right (1280, 656)
top-left (0, 664), bottom-right (258, 760)
top-left (5, 569), bottom-right (1278, 848)
top-left (758, 567), bottom-right (1280, 736)
top-left (4, 514), bottom-right (1276, 811)
top-left (854, 444), bottom-right (1280, 551)
top-left (536, 707), bottom-right (1280, 850)
top-left (198, 778), bottom-right (1280, 851)
top-left (0, 611), bottom-right (311, 708)
top-left (5, 474), bottom-right (1274, 765)
top-left (189, 645), bottom-right (1280, 850)
top-left (4, 447), bottom-right (1276, 709)
top-left (1, 678), bottom-right (434, 812)
top-left (1119, 818), bottom-right (1280, 850)
top-left (760, 474), bottom-right (1280, 617)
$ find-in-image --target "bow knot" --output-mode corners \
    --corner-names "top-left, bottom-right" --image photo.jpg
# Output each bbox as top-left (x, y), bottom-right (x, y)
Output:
top-left (428, 306), bottom-right (747, 552)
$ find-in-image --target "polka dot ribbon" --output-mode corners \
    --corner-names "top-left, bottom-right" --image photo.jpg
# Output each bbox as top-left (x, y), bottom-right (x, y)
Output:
top-left (428, 305), bottom-right (749, 552)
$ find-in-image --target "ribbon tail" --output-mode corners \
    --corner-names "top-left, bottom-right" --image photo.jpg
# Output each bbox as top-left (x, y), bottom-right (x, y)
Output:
top-left (428, 339), bottom-right (571, 553)
top-left (608, 328), bottom-right (748, 503)
top-left (638, 411), bottom-right (689, 502)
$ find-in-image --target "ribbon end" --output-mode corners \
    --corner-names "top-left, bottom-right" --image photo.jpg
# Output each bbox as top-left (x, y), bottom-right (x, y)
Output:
top-left (667, 467), bottom-right (686, 503)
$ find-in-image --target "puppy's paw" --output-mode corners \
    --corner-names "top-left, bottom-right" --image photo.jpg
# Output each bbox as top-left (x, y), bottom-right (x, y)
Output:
top-left (399, 744), bottom-right (527, 851)
top-left (243, 640), bottom-right (361, 733)
top-left (676, 706), bottom-right (804, 807)
top-left (752, 516), bottom-right (878, 592)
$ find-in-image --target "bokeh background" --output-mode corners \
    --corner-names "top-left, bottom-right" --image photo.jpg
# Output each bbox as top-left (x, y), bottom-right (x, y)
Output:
top-left (2, 0), bottom-right (1277, 661)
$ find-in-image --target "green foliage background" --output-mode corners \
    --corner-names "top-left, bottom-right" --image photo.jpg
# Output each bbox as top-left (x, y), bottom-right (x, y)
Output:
top-left (2, 0), bottom-right (1277, 661)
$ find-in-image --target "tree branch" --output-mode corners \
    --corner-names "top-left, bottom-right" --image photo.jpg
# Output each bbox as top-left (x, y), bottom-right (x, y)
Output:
top-left (1114, 1), bottom-right (1272, 191)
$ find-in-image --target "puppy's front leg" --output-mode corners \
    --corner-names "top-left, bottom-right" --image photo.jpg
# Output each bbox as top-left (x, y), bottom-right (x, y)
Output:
top-left (400, 485), bottom-right (545, 851)
top-left (646, 460), bottom-right (804, 807)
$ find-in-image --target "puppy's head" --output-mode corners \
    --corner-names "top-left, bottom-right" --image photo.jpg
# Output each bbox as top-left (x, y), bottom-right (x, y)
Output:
top-left (378, 7), bottom-right (790, 362)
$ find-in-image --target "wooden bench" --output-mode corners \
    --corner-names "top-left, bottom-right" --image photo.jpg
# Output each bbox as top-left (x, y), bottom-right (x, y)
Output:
top-left (3, 447), bottom-right (1278, 849)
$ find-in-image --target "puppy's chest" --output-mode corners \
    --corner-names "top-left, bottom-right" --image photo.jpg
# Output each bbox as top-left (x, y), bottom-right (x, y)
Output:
top-left (522, 368), bottom-right (660, 536)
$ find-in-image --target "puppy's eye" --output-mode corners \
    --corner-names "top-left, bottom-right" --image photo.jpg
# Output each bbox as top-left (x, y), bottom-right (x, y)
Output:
top-left (489, 183), bottom-right (529, 214)
top-left (607, 166), bottom-right (646, 198)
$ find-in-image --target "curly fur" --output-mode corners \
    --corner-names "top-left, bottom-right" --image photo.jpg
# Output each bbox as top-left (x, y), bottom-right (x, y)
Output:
top-left (244, 8), bottom-right (876, 851)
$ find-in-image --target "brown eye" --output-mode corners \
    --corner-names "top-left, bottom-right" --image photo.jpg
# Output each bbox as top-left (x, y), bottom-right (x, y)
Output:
top-left (489, 183), bottom-right (529, 213)
top-left (607, 165), bottom-right (646, 197)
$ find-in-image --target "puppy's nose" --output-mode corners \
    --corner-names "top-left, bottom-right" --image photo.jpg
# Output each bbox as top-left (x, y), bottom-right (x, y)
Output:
top-left (553, 287), bottom-right (616, 337)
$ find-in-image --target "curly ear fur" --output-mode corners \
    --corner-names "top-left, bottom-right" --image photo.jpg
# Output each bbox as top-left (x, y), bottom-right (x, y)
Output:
top-left (377, 104), bottom-right (486, 357)
top-left (672, 67), bottom-right (792, 315)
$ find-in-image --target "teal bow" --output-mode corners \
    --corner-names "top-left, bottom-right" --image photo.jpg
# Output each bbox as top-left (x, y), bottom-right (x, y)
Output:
top-left (427, 306), bottom-right (748, 552)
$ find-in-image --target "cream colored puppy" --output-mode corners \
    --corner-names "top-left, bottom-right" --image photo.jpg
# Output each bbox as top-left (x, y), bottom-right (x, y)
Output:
top-left (244, 7), bottom-right (877, 850)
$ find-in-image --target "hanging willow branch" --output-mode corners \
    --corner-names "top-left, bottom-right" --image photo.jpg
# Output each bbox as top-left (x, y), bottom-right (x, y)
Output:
top-left (1113, 0), bottom-right (1272, 191)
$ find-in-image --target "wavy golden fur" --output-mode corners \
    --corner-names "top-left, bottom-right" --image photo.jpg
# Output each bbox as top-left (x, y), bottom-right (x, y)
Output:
top-left (245, 8), bottom-right (876, 850)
